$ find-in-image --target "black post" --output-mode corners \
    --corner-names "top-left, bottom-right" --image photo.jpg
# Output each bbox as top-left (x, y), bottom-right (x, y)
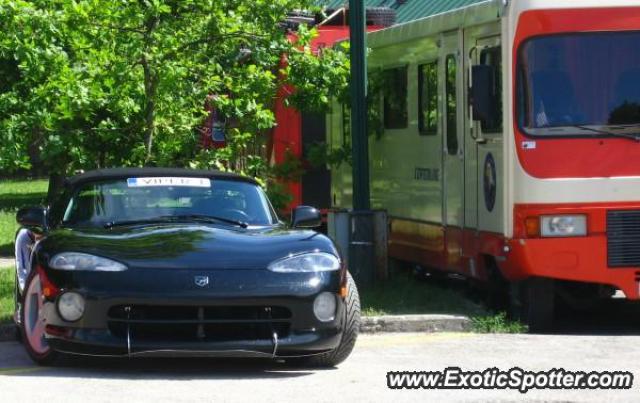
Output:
top-left (347, 1), bottom-right (376, 288)
top-left (349, 0), bottom-right (370, 210)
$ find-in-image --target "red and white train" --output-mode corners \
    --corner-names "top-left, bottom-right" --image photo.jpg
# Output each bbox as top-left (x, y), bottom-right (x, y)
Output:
top-left (327, 0), bottom-right (640, 329)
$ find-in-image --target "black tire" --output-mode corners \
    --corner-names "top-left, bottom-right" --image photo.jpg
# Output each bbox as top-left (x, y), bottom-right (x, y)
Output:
top-left (13, 274), bottom-right (24, 343)
top-left (13, 274), bottom-right (19, 320)
top-left (555, 282), bottom-right (611, 312)
top-left (14, 276), bottom-right (22, 343)
top-left (20, 270), bottom-right (62, 366)
top-left (510, 277), bottom-right (555, 333)
top-left (292, 272), bottom-right (360, 367)
top-left (484, 260), bottom-right (509, 311)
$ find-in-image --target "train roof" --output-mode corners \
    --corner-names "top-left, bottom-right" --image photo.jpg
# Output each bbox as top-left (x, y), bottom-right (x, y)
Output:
top-left (366, 0), bottom-right (500, 48)
top-left (321, 0), bottom-right (490, 25)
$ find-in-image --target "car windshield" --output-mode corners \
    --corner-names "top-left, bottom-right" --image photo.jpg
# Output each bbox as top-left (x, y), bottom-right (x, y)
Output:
top-left (518, 31), bottom-right (640, 137)
top-left (61, 177), bottom-right (277, 228)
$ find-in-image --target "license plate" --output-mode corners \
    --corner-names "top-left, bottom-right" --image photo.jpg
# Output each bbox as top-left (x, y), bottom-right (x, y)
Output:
top-left (127, 177), bottom-right (211, 188)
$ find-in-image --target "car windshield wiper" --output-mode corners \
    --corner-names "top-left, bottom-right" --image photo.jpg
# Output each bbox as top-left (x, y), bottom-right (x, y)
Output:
top-left (103, 217), bottom-right (175, 229)
top-left (573, 125), bottom-right (640, 141)
top-left (167, 214), bottom-right (248, 228)
top-left (104, 214), bottom-right (248, 229)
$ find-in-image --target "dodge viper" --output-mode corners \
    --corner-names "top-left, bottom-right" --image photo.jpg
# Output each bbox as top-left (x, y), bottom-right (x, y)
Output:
top-left (13, 168), bottom-right (360, 366)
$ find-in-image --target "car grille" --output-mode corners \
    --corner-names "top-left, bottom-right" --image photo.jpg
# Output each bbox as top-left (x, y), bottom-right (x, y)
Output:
top-left (607, 210), bottom-right (640, 267)
top-left (107, 305), bottom-right (291, 343)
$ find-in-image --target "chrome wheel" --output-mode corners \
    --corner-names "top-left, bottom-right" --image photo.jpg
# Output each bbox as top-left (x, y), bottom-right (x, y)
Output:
top-left (15, 228), bottom-right (34, 294)
top-left (23, 274), bottom-right (49, 355)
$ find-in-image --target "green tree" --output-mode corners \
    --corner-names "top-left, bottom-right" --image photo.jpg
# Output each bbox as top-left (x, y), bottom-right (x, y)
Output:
top-left (0, 0), bottom-right (348, 204)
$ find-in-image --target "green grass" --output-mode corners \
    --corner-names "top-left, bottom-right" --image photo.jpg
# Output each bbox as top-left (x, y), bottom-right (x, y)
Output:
top-left (360, 274), bottom-right (525, 333)
top-left (360, 274), bottom-right (487, 317)
top-left (0, 267), bottom-right (14, 323)
top-left (471, 312), bottom-right (527, 333)
top-left (0, 179), bottom-right (48, 256)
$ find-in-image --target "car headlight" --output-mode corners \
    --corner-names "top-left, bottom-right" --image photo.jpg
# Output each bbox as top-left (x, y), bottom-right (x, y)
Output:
top-left (313, 292), bottom-right (337, 322)
top-left (49, 252), bottom-right (127, 272)
top-left (268, 252), bottom-right (340, 273)
top-left (540, 215), bottom-right (587, 237)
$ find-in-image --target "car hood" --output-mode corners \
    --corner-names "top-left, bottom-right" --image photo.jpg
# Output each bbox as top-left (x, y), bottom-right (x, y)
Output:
top-left (38, 224), bottom-right (338, 270)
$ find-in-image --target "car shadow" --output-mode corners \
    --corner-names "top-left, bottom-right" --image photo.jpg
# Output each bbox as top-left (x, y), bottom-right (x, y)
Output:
top-left (8, 356), bottom-right (331, 380)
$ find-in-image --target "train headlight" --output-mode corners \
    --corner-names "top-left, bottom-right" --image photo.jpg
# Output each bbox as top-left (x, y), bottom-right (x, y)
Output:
top-left (540, 215), bottom-right (587, 237)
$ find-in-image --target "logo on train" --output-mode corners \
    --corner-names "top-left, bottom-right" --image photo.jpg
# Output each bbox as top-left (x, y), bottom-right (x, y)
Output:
top-left (483, 153), bottom-right (497, 212)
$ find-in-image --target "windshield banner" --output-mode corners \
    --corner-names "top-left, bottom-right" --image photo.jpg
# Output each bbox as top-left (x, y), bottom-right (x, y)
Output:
top-left (126, 177), bottom-right (211, 188)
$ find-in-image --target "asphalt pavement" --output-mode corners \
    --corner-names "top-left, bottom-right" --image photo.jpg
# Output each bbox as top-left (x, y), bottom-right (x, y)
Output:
top-left (0, 258), bottom-right (14, 268)
top-left (1, 330), bottom-right (639, 403)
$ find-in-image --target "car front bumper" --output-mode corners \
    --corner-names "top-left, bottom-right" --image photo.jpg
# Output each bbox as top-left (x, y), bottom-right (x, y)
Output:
top-left (41, 270), bottom-right (345, 358)
top-left (47, 328), bottom-right (342, 359)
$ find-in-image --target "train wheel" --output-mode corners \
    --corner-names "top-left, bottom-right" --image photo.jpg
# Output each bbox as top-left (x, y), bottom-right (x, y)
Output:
top-left (484, 259), bottom-right (509, 311)
top-left (510, 277), bottom-right (555, 333)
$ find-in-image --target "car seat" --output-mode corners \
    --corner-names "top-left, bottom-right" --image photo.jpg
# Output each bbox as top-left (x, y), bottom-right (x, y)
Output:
top-left (531, 70), bottom-right (583, 126)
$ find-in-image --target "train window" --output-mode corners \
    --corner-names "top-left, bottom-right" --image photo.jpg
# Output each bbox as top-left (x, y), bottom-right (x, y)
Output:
top-left (445, 55), bottom-right (458, 155)
top-left (418, 61), bottom-right (438, 135)
top-left (367, 70), bottom-right (384, 139)
top-left (519, 32), bottom-right (640, 136)
top-left (479, 47), bottom-right (503, 133)
top-left (383, 66), bottom-right (408, 129)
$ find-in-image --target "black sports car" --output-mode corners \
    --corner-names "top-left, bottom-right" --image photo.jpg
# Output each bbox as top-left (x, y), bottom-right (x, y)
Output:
top-left (14, 168), bottom-right (360, 366)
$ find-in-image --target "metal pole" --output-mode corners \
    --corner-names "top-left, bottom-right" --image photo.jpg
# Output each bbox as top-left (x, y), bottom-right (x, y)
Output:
top-left (349, 0), bottom-right (370, 210)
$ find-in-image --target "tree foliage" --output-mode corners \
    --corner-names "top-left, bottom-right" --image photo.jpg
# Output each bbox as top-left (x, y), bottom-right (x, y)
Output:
top-left (0, 0), bottom-right (349, 196)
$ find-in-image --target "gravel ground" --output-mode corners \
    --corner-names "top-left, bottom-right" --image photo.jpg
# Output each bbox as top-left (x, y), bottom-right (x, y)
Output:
top-left (0, 332), bottom-right (638, 403)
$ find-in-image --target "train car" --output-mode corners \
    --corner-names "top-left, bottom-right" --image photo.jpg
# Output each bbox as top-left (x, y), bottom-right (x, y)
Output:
top-left (327, 0), bottom-right (640, 330)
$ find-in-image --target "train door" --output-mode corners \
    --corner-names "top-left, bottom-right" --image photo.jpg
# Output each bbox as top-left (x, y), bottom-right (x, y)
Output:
top-left (468, 33), bottom-right (504, 237)
top-left (441, 30), bottom-right (465, 270)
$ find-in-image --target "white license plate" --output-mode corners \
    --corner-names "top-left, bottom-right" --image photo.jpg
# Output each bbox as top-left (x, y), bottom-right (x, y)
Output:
top-left (127, 177), bottom-right (211, 188)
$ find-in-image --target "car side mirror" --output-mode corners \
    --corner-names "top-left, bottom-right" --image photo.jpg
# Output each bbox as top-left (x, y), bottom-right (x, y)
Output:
top-left (17, 207), bottom-right (47, 229)
top-left (291, 206), bottom-right (321, 229)
top-left (470, 64), bottom-right (499, 125)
